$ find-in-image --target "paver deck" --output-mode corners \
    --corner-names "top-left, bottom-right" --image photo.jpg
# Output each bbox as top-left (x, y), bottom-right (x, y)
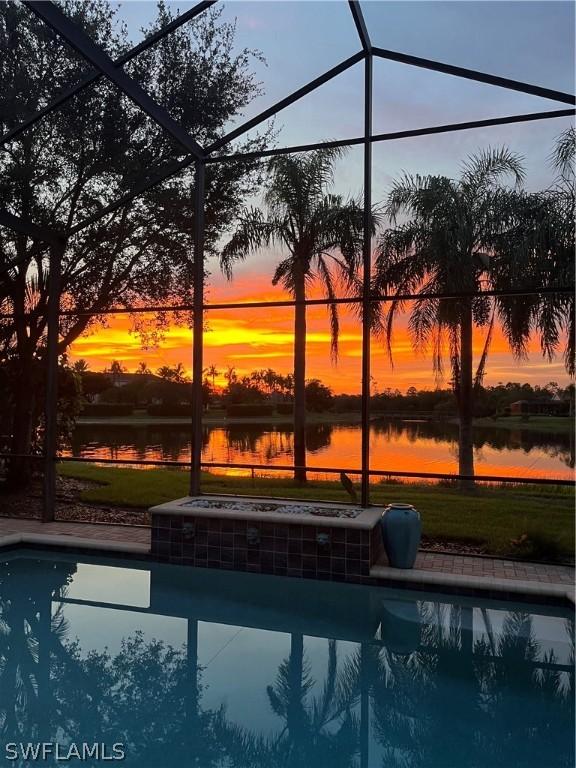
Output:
top-left (0, 516), bottom-right (150, 546)
top-left (412, 550), bottom-right (574, 585)
top-left (0, 517), bottom-right (573, 598)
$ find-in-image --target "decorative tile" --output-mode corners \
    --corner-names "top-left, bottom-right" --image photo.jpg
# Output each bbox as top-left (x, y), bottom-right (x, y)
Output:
top-left (145, 510), bottom-right (573, 594)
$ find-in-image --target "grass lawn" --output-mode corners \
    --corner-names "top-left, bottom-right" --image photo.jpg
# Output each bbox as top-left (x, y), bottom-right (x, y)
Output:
top-left (59, 462), bottom-right (575, 561)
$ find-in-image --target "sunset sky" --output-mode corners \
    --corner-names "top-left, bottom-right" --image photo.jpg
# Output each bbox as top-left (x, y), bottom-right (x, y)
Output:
top-left (70, 1), bottom-right (574, 392)
top-left (70, 269), bottom-right (570, 393)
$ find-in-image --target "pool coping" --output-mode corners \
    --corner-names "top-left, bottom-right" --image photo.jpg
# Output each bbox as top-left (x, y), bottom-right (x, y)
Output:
top-left (0, 531), bottom-right (149, 556)
top-left (369, 563), bottom-right (574, 606)
top-left (1, 530), bottom-right (573, 607)
top-left (149, 495), bottom-right (384, 529)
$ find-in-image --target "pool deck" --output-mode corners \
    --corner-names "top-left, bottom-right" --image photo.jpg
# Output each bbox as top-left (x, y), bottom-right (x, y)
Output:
top-left (1, 516), bottom-right (573, 604)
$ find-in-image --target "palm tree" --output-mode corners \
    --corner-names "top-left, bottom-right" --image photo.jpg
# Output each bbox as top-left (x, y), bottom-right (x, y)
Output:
top-left (221, 149), bottom-right (367, 483)
top-left (496, 127), bottom-right (575, 378)
top-left (552, 124), bottom-right (575, 181)
top-left (206, 364), bottom-right (219, 388)
top-left (156, 362), bottom-right (188, 384)
top-left (368, 602), bottom-right (574, 768)
top-left (264, 635), bottom-right (359, 767)
top-left (224, 365), bottom-right (237, 387)
top-left (107, 360), bottom-right (126, 376)
top-left (71, 359), bottom-right (89, 374)
top-left (373, 146), bottom-right (573, 488)
top-left (136, 361), bottom-right (152, 375)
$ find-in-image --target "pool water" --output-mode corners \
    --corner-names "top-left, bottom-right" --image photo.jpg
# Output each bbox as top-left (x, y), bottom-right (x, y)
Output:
top-left (1, 552), bottom-right (573, 768)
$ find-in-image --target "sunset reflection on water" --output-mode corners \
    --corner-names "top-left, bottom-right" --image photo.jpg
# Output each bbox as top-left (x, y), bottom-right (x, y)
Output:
top-left (64, 420), bottom-right (574, 482)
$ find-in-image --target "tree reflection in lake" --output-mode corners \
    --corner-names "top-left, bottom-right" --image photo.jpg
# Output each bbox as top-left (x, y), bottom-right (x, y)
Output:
top-left (66, 418), bottom-right (573, 479)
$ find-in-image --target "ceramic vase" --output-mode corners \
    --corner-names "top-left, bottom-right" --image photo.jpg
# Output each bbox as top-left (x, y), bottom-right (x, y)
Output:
top-left (380, 503), bottom-right (421, 569)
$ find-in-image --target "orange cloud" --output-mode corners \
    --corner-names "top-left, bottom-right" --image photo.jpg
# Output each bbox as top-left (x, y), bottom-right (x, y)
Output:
top-left (69, 271), bottom-right (570, 392)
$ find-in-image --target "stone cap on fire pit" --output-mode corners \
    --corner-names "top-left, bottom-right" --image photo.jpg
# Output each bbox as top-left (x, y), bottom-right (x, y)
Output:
top-left (150, 495), bottom-right (383, 529)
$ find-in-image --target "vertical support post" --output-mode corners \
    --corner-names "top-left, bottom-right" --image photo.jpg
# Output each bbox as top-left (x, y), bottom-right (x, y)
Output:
top-left (190, 161), bottom-right (205, 496)
top-left (360, 53), bottom-right (373, 508)
top-left (43, 237), bottom-right (64, 522)
top-left (360, 641), bottom-right (370, 768)
top-left (461, 605), bottom-right (473, 657)
top-left (186, 618), bottom-right (199, 734)
top-left (37, 593), bottom-right (52, 740)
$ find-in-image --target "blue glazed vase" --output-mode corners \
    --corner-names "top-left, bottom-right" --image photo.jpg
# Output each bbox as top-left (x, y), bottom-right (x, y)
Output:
top-left (380, 503), bottom-right (421, 569)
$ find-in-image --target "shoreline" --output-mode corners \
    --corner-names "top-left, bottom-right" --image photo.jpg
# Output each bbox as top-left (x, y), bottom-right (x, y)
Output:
top-left (76, 412), bottom-right (363, 426)
top-left (75, 413), bottom-right (573, 434)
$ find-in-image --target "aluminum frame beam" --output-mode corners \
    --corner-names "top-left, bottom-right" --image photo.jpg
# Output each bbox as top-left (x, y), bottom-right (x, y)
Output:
top-left (373, 46), bottom-right (576, 105)
top-left (206, 108), bottom-right (575, 164)
top-left (190, 162), bottom-right (205, 496)
top-left (67, 51), bottom-right (366, 235)
top-left (67, 107), bottom-right (574, 238)
top-left (43, 237), bottom-right (66, 521)
top-left (51, 455), bottom-right (575, 487)
top-left (2, 1), bottom-right (574, 510)
top-left (348, 0), bottom-right (371, 53)
top-left (0, 0), bottom-right (216, 148)
top-left (24, 1), bottom-right (205, 158)
top-left (67, 155), bottom-right (195, 236)
top-left (3, 4), bottom-right (573, 244)
top-left (1, 284), bottom-right (572, 320)
top-left (205, 51), bottom-right (366, 153)
top-left (360, 53), bottom-right (372, 507)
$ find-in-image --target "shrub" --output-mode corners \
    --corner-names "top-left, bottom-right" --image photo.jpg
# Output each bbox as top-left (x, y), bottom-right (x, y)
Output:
top-left (81, 403), bottom-right (133, 417)
top-left (276, 403), bottom-right (293, 415)
top-left (508, 530), bottom-right (564, 562)
top-left (147, 404), bottom-right (191, 418)
top-left (226, 404), bottom-right (274, 418)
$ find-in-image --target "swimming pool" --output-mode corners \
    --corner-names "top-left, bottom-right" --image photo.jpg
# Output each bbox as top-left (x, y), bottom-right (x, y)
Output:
top-left (1, 550), bottom-right (573, 767)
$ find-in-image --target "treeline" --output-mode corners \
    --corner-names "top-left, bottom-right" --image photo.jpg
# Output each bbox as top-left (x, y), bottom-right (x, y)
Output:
top-left (335, 382), bottom-right (574, 417)
top-left (74, 361), bottom-right (335, 416)
top-left (74, 360), bottom-right (573, 419)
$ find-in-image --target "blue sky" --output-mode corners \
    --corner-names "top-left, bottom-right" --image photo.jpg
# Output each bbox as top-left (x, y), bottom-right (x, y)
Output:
top-left (106, 1), bottom-right (573, 207)
top-left (111, 1), bottom-right (575, 200)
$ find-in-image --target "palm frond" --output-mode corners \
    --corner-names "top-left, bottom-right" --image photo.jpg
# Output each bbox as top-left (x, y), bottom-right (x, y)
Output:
top-left (312, 639), bottom-right (338, 728)
top-left (550, 125), bottom-right (575, 181)
top-left (220, 207), bottom-right (273, 279)
top-left (460, 146), bottom-right (525, 191)
top-left (315, 257), bottom-right (340, 361)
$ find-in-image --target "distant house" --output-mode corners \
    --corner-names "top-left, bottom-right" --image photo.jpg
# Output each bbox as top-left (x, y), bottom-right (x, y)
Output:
top-left (109, 372), bottom-right (151, 388)
top-left (92, 372), bottom-right (164, 404)
top-left (509, 399), bottom-right (569, 416)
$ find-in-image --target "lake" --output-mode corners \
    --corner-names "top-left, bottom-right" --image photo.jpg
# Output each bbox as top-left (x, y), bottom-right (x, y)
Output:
top-left (64, 419), bottom-right (574, 482)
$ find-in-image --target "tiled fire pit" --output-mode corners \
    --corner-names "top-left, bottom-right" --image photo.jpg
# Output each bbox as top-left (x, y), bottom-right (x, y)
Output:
top-left (149, 496), bottom-right (384, 583)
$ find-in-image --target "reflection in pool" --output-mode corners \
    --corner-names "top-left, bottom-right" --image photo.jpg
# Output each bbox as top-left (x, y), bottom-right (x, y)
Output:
top-left (1, 553), bottom-right (573, 767)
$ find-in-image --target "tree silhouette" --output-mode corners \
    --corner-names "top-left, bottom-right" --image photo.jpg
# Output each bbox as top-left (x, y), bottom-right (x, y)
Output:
top-left (261, 635), bottom-right (359, 768)
top-left (207, 365), bottom-right (220, 388)
top-left (373, 145), bottom-right (573, 487)
top-left (221, 149), bottom-right (370, 484)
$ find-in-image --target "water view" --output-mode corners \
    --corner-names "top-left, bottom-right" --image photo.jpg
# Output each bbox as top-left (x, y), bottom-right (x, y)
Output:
top-left (64, 419), bottom-right (574, 481)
